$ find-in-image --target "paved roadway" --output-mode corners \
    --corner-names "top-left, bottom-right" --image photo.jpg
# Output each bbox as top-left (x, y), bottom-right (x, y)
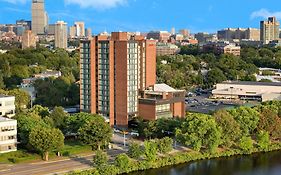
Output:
top-left (0, 149), bottom-right (125, 175)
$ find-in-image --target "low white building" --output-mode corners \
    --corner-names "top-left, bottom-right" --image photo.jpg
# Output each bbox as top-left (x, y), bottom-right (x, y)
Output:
top-left (212, 81), bottom-right (281, 102)
top-left (0, 95), bottom-right (15, 118)
top-left (0, 117), bottom-right (17, 153)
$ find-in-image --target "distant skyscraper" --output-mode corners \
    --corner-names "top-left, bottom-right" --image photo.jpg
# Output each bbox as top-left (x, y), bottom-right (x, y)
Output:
top-left (171, 27), bottom-right (176, 35)
top-left (47, 24), bottom-right (55, 35)
top-left (22, 30), bottom-right (36, 49)
top-left (31, 0), bottom-right (48, 35)
top-left (85, 28), bottom-right (92, 39)
top-left (69, 26), bottom-right (76, 38)
top-left (260, 17), bottom-right (280, 44)
top-left (179, 29), bottom-right (190, 37)
top-left (55, 21), bottom-right (67, 49)
top-left (75, 22), bottom-right (85, 37)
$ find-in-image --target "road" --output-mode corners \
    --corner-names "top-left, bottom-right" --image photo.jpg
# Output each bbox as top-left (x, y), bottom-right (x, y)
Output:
top-left (0, 148), bottom-right (125, 175)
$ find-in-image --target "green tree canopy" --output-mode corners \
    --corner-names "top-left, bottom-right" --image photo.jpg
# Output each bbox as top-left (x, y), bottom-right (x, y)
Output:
top-left (78, 115), bottom-right (112, 150)
top-left (29, 126), bottom-right (64, 161)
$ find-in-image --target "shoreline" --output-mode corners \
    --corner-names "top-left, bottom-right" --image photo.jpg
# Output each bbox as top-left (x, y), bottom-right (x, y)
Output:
top-left (69, 142), bottom-right (281, 175)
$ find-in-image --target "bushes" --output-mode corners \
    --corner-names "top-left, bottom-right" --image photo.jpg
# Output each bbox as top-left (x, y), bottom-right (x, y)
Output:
top-left (239, 136), bottom-right (254, 153)
top-left (93, 150), bottom-right (108, 167)
top-left (156, 137), bottom-right (173, 154)
top-left (257, 131), bottom-right (270, 150)
top-left (115, 154), bottom-right (131, 173)
top-left (144, 140), bottom-right (158, 162)
top-left (128, 142), bottom-right (142, 159)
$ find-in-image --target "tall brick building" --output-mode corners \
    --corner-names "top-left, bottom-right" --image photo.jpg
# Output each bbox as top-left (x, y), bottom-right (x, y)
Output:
top-left (80, 32), bottom-right (185, 126)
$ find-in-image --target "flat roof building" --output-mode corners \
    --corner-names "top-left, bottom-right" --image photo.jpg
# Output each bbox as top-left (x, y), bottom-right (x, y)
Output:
top-left (139, 84), bottom-right (185, 121)
top-left (22, 30), bottom-right (36, 49)
top-left (55, 21), bottom-right (67, 49)
top-left (260, 17), bottom-right (280, 44)
top-left (0, 95), bottom-right (15, 118)
top-left (212, 81), bottom-right (281, 102)
top-left (0, 117), bottom-right (17, 153)
top-left (80, 32), bottom-right (157, 126)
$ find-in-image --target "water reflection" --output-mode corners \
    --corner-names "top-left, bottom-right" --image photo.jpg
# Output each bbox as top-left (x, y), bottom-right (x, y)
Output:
top-left (128, 151), bottom-right (281, 175)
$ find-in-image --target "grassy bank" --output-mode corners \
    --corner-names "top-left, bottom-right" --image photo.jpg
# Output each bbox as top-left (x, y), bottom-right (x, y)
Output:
top-left (0, 141), bottom-right (92, 164)
top-left (68, 142), bottom-right (281, 175)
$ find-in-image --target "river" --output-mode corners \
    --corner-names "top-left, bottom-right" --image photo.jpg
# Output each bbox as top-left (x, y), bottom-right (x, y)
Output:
top-left (128, 151), bottom-right (281, 175)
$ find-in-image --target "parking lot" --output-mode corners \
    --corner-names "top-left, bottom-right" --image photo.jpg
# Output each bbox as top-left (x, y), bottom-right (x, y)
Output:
top-left (185, 92), bottom-right (238, 114)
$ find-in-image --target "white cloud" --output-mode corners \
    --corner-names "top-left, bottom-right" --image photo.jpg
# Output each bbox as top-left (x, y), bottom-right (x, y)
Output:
top-left (64, 0), bottom-right (127, 9)
top-left (251, 9), bottom-right (281, 20)
top-left (1, 0), bottom-right (29, 4)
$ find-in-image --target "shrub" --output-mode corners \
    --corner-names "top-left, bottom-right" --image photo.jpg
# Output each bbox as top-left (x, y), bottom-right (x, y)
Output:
top-left (239, 136), bottom-right (254, 152)
top-left (115, 153), bottom-right (131, 173)
top-left (144, 140), bottom-right (158, 162)
top-left (257, 131), bottom-right (270, 150)
top-left (93, 150), bottom-right (108, 167)
top-left (157, 137), bottom-right (173, 154)
top-left (128, 142), bottom-right (142, 159)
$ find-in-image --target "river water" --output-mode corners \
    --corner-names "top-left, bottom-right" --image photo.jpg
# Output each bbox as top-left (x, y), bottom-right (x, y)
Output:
top-left (129, 151), bottom-right (281, 175)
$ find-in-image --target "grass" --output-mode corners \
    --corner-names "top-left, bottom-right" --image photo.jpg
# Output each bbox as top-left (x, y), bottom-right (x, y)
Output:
top-left (61, 140), bottom-right (93, 156)
top-left (0, 140), bottom-right (93, 164)
top-left (0, 150), bottom-right (41, 164)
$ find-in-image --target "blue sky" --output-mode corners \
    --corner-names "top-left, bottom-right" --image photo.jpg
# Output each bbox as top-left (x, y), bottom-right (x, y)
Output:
top-left (0, 0), bottom-right (281, 34)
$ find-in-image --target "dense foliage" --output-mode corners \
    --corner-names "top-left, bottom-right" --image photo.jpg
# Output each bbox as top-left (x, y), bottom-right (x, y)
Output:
top-left (0, 47), bottom-right (79, 107)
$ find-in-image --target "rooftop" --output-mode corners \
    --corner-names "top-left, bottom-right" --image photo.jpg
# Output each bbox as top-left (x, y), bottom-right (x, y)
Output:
top-left (0, 116), bottom-right (14, 122)
top-left (0, 94), bottom-right (13, 98)
top-left (153, 84), bottom-right (182, 92)
top-left (219, 81), bottom-right (281, 87)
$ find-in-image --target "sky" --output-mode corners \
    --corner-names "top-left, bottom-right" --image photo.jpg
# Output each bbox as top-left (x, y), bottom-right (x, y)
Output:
top-left (0, 0), bottom-right (281, 34)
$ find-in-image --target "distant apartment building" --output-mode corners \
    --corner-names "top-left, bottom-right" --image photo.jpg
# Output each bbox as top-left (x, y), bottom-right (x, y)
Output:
top-left (31, 0), bottom-right (48, 35)
top-left (55, 21), bottom-right (67, 49)
top-left (139, 84), bottom-right (185, 121)
top-left (203, 41), bottom-right (241, 56)
top-left (69, 26), bottom-right (76, 38)
top-left (16, 20), bottom-right (32, 31)
top-left (147, 31), bottom-right (171, 43)
top-left (156, 42), bottom-right (180, 56)
top-left (22, 30), bottom-right (36, 49)
top-left (0, 117), bottom-right (17, 154)
top-left (179, 29), bottom-right (190, 37)
top-left (47, 24), bottom-right (55, 35)
top-left (195, 32), bottom-right (218, 43)
top-left (260, 17), bottom-right (280, 44)
top-left (217, 28), bottom-right (260, 42)
top-left (0, 95), bottom-right (15, 118)
top-left (85, 28), bottom-right (92, 39)
top-left (75, 22), bottom-right (85, 37)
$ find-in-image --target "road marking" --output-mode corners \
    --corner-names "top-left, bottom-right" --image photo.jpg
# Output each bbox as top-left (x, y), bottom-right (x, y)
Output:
top-left (0, 169), bottom-right (11, 173)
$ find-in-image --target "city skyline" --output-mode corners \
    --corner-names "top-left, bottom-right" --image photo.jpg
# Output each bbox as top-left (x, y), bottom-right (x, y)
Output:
top-left (0, 0), bottom-right (281, 34)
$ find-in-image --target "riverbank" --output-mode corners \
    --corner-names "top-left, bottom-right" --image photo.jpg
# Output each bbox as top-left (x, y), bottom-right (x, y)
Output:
top-left (68, 142), bottom-right (281, 175)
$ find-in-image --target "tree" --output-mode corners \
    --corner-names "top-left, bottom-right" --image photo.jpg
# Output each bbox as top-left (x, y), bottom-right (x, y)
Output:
top-left (0, 89), bottom-right (30, 112)
top-left (144, 140), bottom-right (158, 162)
top-left (206, 68), bottom-right (227, 87)
top-left (50, 106), bottom-right (68, 129)
top-left (214, 110), bottom-right (242, 147)
top-left (176, 113), bottom-right (222, 152)
top-left (256, 105), bottom-right (281, 139)
top-left (115, 154), bottom-right (131, 173)
top-left (93, 150), bottom-right (108, 167)
top-left (128, 142), bottom-right (142, 159)
top-left (78, 115), bottom-right (112, 150)
top-left (257, 131), bottom-right (270, 150)
top-left (29, 105), bottom-right (50, 117)
top-left (239, 136), bottom-right (253, 152)
top-left (65, 113), bottom-right (98, 134)
top-left (156, 137), bottom-right (173, 154)
top-left (16, 113), bottom-right (51, 148)
top-left (229, 107), bottom-right (259, 135)
top-left (29, 127), bottom-right (64, 161)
